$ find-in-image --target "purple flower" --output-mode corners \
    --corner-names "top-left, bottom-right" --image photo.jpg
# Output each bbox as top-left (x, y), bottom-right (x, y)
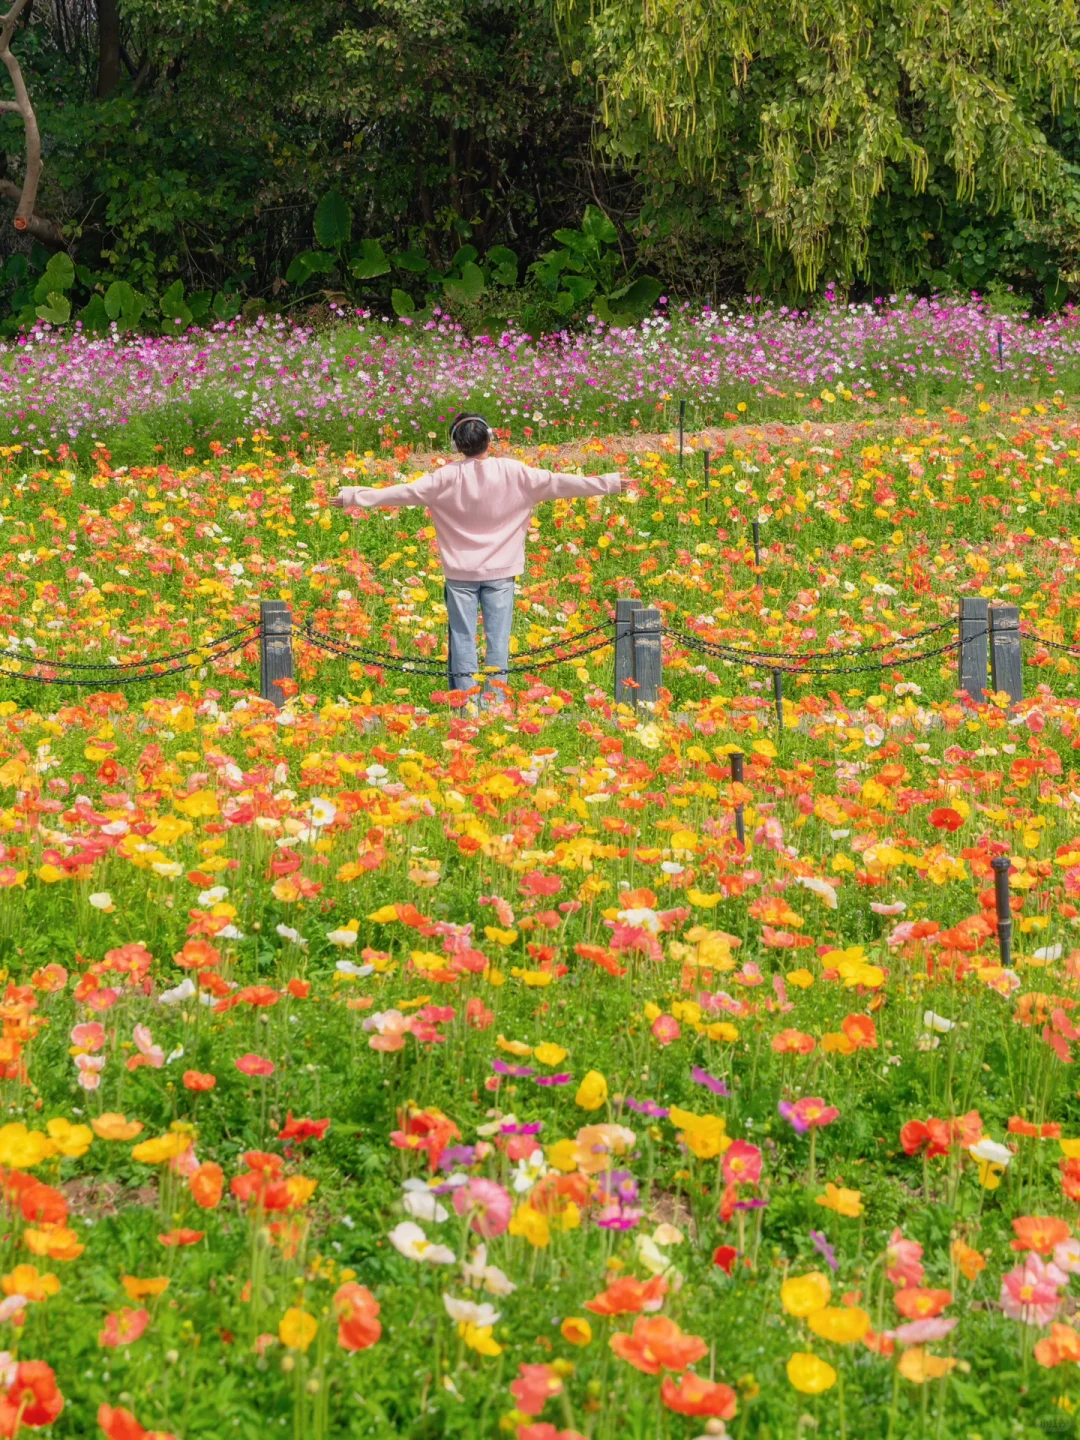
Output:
top-left (438, 1145), bottom-right (476, 1172)
top-left (492, 1059), bottom-right (534, 1078)
top-left (500, 1120), bottom-right (544, 1135)
top-left (624, 1096), bottom-right (670, 1118)
top-left (810, 1230), bottom-right (838, 1272)
top-left (691, 1065), bottom-right (731, 1097)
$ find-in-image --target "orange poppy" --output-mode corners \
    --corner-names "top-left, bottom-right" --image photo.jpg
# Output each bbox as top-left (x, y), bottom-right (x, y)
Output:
top-left (893, 1288), bottom-right (952, 1320)
top-left (584, 1275), bottom-right (668, 1317)
top-left (610, 1317), bottom-right (708, 1375)
top-left (1011, 1216), bottom-right (1072, 1254)
top-left (660, 1372), bottom-right (737, 1418)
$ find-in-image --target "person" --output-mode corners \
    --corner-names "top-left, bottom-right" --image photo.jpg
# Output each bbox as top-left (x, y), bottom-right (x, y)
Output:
top-left (330, 412), bottom-right (628, 703)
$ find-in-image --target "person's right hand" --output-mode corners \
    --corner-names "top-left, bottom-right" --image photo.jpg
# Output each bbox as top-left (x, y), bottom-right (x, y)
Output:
top-left (329, 494), bottom-right (346, 508)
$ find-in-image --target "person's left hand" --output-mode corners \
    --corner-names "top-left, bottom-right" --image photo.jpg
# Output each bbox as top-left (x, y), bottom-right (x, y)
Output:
top-left (329, 494), bottom-right (346, 508)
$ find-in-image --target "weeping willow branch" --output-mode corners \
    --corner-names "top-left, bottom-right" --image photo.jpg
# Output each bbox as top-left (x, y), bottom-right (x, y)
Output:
top-left (0, 0), bottom-right (64, 248)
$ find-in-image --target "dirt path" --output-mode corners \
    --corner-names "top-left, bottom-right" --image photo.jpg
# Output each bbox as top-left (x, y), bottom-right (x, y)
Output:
top-left (403, 413), bottom-right (977, 471)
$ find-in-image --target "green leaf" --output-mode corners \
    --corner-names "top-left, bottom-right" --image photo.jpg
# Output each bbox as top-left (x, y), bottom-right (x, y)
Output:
top-left (78, 295), bottom-right (110, 333)
top-left (2, 254), bottom-right (26, 283)
top-left (562, 274), bottom-right (596, 303)
top-left (350, 239), bottom-right (391, 280)
top-left (188, 289), bottom-right (213, 323)
top-left (581, 205), bottom-right (619, 245)
top-left (486, 245), bottom-right (518, 285)
top-left (286, 251), bottom-right (335, 285)
top-left (449, 244), bottom-right (479, 272)
top-left (314, 191), bottom-right (352, 249)
top-left (444, 260), bottom-right (484, 302)
top-left (35, 291), bottom-right (70, 324)
top-left (610, 275), bottom-right (662, 314)
top-left (104, 280), bottom-right (135, 321)
top-left (42, 252), bottom-right (75, 292)
top-left (553, 228), bottom-right (589, 253)
top-left (212, 292), bottom-right (242, 322)
top-left (391, 287), bottom-right (416, 317)
top-left (393, 250), bottom-right (430, 274)
top-left (160, 279), bottom-right (192, 327)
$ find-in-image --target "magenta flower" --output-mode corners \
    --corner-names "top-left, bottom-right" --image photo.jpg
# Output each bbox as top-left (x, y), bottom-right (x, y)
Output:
top-left (452, 1177), bottom-right (512, 1239)
top-left (1000, 1254), bottom-right (1065, 1326)
top-left (778, 1097), bottom-right (840, 1134)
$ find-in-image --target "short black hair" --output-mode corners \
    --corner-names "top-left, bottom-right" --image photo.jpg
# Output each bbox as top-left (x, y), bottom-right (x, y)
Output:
top-left (449, 412), bottom-right (491, 458)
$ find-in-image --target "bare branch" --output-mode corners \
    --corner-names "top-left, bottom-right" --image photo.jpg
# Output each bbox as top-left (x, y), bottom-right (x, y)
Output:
top-left (0, 0), bottom-right (64, 246)
top-left (0, 177), bottom-right (62, 245)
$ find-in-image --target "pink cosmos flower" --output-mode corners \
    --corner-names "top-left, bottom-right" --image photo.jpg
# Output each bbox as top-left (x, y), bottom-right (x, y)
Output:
top-left (1001, 1254), bottom-right (1065, 1326)
top-left (453, 1177), bottom-right (512, 1238)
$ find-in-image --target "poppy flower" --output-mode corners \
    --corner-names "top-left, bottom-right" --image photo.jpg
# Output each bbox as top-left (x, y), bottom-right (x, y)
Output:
top-left (780, 1272), bottom-right (831, 1317)
top-left (98, 1404), bottom-right (178, 1440)
top-left (334, 1282), bottom-right (381, 1351)
top-left (157, 1229), bottom-right (204, 1248)
top-left (929, 808), bottom-right (964, 832)
top-left (0, 1360), bottom-right (64, 1428)
top-left (234, 1053), bottom-right (275, 1078)
top-left (510, 1362), bottom-right (563, 1416)
top-left (893, 1288), bottom-right (952, 1320)
top-left (712, 1245), bottom-right (738, 1275)
top-left (278, 1114), bottom-right (331, 1144)
top-left (279, 1307), bottom-right (318, 1352)
top-left (181, 1071), bottom-right (216, 1092)
top-left (1011, 1215), bottom-right (1072, 1254)
top-left (99, 1307), bottom-right (150, 1348)
top-left (189, 1162), bottom-right (224, 1210)
top-left (609, 1316), bottom-right (708, 1375)
top-left (584, 1275), bottom-right (668, 1316)
top-left (786, 1352), bottom-right (836, 1394)
top-left (660, 1372), bottom-right (737, 1417)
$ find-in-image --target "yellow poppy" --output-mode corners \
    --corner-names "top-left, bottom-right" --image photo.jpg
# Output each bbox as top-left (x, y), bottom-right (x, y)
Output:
top-left (575, 1071), bottom-right (608, 1112)
top-left (780, 1273), bottom-right (831, 1318)
top-left (786, 1352), bottom-right (837, 1394)
top-left (279, 1308), bottom-right (318, 1352)
top-left (807, 1306), bottom-right (870, 1344)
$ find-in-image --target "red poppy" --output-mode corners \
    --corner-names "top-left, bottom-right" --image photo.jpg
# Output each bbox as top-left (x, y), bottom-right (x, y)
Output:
top-left (660, 1372), bottom-right (737, 1418)
top-left (712, 1244), bottom-right (738, 1275)
top-left (278, 1114), bottom-right (331, 1144)
top-left (157, 1229), bottom-right (204, 1248)
top-left (234, 1053), bottom-right (275, 1078)
top-left (929, 808), bottom-right (964, 832)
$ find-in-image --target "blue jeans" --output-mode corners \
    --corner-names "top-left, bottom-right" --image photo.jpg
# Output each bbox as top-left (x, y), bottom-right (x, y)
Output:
top-left (445, 578), bottom-right (516, 697)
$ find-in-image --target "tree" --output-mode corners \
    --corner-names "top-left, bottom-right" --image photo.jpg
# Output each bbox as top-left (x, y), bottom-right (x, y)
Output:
top-left (0, 0), bottom-right (63, 247)
top-left (555, 0), bottom-right (1080, 292)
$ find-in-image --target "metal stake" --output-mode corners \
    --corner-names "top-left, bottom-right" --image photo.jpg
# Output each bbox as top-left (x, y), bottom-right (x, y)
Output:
top-left (730, 751), bottom-right (745, 849)
top-left (752, 521), bottom-right (761, 566)
top-left (678, 399), bottom-right (686, 468)
top-left (702, 448), bottom-right (710, 510)
top-left (772, 668), bottom-right (784, 732)
top-left (991, 854), bottom-right (1013, 968)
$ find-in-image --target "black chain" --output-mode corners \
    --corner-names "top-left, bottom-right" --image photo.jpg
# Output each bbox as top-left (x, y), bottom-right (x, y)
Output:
top-left (2, 621), bottom-right (261, 673)
top-left (1020, 628), bottom-right (1080, 656)
top-left (664, 616), bottom-right (953, 663)
top-left (302, 619), bottom-right (613, 676)
top-left (0, 632), bottom-right (257, 687)
top-left (665, 628), bottom-right (980, 676)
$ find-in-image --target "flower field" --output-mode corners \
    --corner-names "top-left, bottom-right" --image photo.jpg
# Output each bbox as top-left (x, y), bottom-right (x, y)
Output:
top-left (2, 296), bottom-right (1080, 465)
top-left (1, 392), bottom-right (1080, 1439)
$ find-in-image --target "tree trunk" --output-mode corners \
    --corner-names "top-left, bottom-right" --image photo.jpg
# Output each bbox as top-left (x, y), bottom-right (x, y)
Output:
top-left (0, 0), bottom-right (65, 248)
top-left (96, 0), bottom-right (120, 98)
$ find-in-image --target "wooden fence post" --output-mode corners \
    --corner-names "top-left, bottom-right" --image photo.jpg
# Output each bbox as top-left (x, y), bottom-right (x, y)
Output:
top-left (989, 604), bottom-right (1022, 707)
top-left (958, 596), bottom-right (989, 704)
top-left (260, 600), bottom-right (293, 708)
top-left (614, 598), bottom-right (642, 704)
top-left (630, 606), bottom-right (663, 708)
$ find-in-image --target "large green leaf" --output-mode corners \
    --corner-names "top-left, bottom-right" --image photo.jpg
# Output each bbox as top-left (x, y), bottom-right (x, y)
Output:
top-left (581, 205), bottom-right (619, 245)
top-left (79, 295), bottom-right (110, 333)
top-left (160, 279), bottom-right (192, 326)
top-left (444, 260), bottom-right (484, 302)
top-left (562, 274), bottom-right (596, 303)
top-left (104, 281), bottom-right (144, 325)
top-left (350, 239), bottom-right (391, 280)
top-left (35, 291), bottom-right (71, 324)
top-left (486, 245), bottom-right (518, 285)
top-left (393, 250), bottom-right (430, 274)
top-left (449, 244), bottom-right (479, 272)
top-left (286, 250), bottom-right (335, 285)
top-left (391, 288), bottom-right (416, 316)
top-left (314, 191), bottom-right (352, 249)
top-left (188, 289), bottom-right (214, 324)
top-left (609, 275), bottom-right (662, 314)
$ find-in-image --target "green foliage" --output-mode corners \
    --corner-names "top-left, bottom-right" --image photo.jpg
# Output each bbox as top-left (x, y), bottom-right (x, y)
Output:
top-left (556, 0), bottom-right (1080, 293)
top-left (530, 203), bottom-right (661, 324)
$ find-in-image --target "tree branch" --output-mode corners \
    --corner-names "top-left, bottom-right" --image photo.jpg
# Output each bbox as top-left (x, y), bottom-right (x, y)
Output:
top-left (0, 0), bottom-right (63, 246)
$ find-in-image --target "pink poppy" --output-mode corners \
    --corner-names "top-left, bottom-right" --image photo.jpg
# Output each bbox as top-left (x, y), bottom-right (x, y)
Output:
top-left (235, 1053), bottom-right (275, 1078)
top-left (98, 1307), bottom-right (150, 1348)
top-left (70, 1022), bottom-right (106, 1052)
top-left (650, 1015), bottom-right (680, 1046)
top-left (722, 1140), bottom-right (762, 1186)
top-left (885, 1228), bottom-right (925, 1288)
top-left (887, 1317), bottom-right (958, 1344)
top-left (75, 1054), bottom-right (106, 1092)
top-left (453, 1177), bottom-right (512, 1238)
top-left (1001, 1254), bottom-right (1065, 1326)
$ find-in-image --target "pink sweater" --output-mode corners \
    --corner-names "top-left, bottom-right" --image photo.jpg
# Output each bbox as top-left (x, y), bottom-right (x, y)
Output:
top-left (338, 457), bottom-right (621, 582)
